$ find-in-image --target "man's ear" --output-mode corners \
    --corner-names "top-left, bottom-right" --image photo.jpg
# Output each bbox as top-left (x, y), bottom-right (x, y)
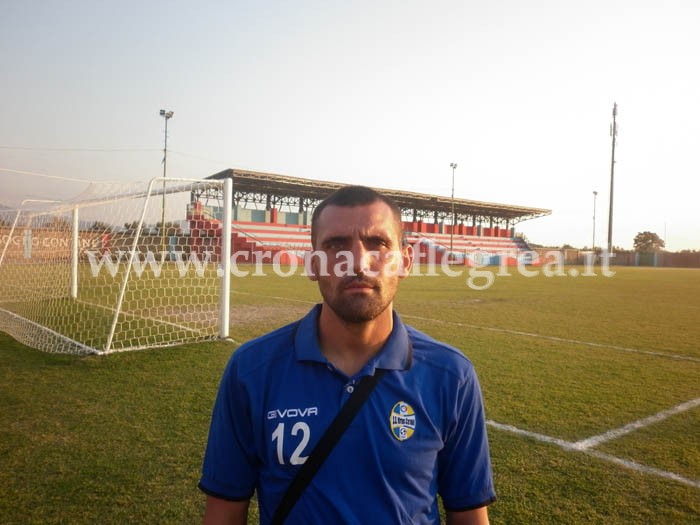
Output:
top-left (399, 243), bottom-right (414, 278)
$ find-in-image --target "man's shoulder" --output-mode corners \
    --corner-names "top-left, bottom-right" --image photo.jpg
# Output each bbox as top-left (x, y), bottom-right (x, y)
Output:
top-left (229, 317), bottom-right (302, 375)
top-left (405, 324), bottom-right (476, 380)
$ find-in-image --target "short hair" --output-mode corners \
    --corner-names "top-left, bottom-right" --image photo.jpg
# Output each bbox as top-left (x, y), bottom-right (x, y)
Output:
top-left (311, 185), bottom-right (404, 248)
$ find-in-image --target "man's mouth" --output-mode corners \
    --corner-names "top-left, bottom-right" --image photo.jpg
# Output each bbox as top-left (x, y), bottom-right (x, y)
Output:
top-left (342, 278), bottom-right (377, 291)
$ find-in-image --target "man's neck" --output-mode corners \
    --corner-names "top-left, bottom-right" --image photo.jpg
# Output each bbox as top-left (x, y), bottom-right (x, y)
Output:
top-left (318, 304), bottom-right (393, 377)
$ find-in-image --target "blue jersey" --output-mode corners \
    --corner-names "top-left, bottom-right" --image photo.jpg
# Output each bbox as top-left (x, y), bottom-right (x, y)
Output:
top-left (199, 305), bottom-right (495, 524)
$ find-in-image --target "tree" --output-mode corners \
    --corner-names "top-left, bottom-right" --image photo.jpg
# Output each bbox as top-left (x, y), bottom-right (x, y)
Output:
top-left (123, 221), bottom-right (140, 233)
top-left (633, 231), bottom-right (665, 253)
top-left (89, 221), bottom-right (112, 232)
top-left (46, 216), bottom-right (71, 230)
top-left (156, 221), bottom-right (182, 236)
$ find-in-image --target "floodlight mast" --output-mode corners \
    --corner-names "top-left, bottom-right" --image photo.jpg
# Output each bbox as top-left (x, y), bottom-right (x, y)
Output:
top-left (607, 103), bottom-right (617, 255)
top-left (160, 109), bottom-right (174, 257)
top-left (450, 162), bottom-right (457, 253)
top-left (592, 190), bottom-right (598, 250)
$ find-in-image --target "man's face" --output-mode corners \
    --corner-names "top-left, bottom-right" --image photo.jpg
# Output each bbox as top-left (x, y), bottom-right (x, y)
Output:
top-left (309, 201), bottom-right (413, 323)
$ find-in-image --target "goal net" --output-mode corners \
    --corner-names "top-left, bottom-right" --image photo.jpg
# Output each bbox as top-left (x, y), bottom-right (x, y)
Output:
top-left (0, 176), bottom-right (233, 355)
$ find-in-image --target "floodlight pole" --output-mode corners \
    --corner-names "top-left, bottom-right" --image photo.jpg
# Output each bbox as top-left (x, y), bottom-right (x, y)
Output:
top-left (607, 103), bottom-right (617, 255)
top-left (450, 162), bottom-right (457, 253)
top-left (592, 190), bottom-right (598, 250)
top-left (159, 109), bottom-right (173, 258)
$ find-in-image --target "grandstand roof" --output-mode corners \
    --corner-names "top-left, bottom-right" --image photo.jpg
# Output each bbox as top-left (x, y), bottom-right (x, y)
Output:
top-left (207, 168), bottom-right (551, 224)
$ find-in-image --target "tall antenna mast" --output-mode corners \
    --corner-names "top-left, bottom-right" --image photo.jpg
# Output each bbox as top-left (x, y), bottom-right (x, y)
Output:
top-left (607, 102), bottom-right (618, 255)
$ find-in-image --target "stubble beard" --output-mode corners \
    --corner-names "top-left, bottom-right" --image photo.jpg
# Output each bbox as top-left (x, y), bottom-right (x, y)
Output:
top-left (321, 276), bottom-right (395, 324)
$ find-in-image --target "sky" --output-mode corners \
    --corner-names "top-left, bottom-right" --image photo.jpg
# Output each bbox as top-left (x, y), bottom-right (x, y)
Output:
top-left (1, 0), bottom-right (698, 251)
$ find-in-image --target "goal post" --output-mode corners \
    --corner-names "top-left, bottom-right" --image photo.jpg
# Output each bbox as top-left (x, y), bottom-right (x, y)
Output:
top-left (71, 205), bottom-right (79, 299)
top-left (0, 176), bottom-right (233, 355)
top-left (219, 176), bottom-right (232, 339)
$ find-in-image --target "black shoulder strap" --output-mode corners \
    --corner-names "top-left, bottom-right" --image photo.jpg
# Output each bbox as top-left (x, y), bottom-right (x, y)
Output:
top-left (270, 368), bottom-right (387, 525)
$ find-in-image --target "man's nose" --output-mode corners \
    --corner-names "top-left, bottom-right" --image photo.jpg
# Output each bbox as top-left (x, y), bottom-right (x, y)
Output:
top-left (351, 241), bottom-right (374, 275)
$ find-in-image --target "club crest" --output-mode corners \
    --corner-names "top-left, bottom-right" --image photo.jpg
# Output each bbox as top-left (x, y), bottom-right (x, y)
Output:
top-left (389, 401), bottom-right (416, 441)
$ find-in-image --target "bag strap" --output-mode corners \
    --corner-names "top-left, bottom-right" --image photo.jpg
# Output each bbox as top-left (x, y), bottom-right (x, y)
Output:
top-left (270, 368), bottom-right (387, 525)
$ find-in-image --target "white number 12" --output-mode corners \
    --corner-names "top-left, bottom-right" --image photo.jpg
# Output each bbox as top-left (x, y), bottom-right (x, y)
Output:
top-left (271, 422), bottom-right (310, 465)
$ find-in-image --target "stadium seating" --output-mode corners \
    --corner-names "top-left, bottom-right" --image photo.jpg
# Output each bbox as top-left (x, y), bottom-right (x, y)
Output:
top-left (218, 221), bottom-right (535, 266)
top-left (187, 197), bottom-right (535, 266)
top-left (406, 231), bottom-right (534, 266)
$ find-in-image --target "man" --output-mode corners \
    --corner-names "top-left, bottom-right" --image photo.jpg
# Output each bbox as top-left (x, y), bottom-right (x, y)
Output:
top-left (199, 186), bottom-right (495, 524)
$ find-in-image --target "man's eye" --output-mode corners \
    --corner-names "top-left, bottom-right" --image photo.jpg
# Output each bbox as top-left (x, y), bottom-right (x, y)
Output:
top-left (367, 238), bottom-right (390, 249)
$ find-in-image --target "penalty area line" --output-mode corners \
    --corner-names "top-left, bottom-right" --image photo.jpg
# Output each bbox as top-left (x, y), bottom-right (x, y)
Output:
top-left (572, 397), bottom-right (700, 450)
top-left (231, 290), bottom-right (316, 305)
top-left (486, 420), bottom-right (700, 490)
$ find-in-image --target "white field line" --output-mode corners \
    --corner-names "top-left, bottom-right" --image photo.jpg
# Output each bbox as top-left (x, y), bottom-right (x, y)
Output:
top-left (231, 289), bottom-right (316, 305)
top-left (486, 420), bottom-right (575, 450)
top-left (572, 397), bottom-right (700, 450)
top-left (487, 420), bottom-right (700, 489)
top-left (0, 307), bottom-right (97, 354)
top-left (402, 314), bottom-right (700, 364)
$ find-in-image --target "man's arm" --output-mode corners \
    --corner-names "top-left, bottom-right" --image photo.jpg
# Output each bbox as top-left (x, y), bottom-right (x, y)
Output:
top-left (202, 495), bottom-right (249, 525)
top-left (446, 506), bottom-right (490, 525)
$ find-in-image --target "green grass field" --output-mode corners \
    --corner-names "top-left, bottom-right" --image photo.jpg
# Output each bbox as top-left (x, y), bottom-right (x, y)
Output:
top-left (1, 265), bottom-right (699, 524)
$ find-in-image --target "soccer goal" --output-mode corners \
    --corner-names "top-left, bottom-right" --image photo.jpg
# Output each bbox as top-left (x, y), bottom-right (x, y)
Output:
top-left (0, 177), bottom-right (233, 355)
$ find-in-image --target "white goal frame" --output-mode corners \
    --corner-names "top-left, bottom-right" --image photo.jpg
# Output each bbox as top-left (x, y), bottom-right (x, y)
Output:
top-left (0, 176), bottom-right (233, 355)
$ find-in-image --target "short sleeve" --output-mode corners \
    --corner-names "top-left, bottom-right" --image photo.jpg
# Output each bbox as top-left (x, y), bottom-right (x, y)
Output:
top-left (437, 368), bottom-right (496, 510)
top-left (198, 357), bottom-right (258, 500)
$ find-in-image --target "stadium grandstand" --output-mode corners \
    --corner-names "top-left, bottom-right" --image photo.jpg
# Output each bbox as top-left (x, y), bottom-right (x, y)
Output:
top-left (191, 169), bottom-right (551, 266)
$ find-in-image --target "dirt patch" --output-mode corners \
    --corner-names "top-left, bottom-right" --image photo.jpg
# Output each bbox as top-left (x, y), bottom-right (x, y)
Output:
top-left (231, 303), bottom-right (310, 326)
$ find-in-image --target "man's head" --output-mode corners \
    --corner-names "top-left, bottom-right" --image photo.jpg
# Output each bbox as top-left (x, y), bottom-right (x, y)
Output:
top-left (308, 185), bottom-right (413, 324)
top-left (311, 186), bottom-right (403, 250)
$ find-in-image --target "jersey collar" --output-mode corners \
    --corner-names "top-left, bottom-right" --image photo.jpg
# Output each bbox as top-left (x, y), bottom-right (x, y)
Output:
top-left (294, 304), bottom-right (412, 372)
